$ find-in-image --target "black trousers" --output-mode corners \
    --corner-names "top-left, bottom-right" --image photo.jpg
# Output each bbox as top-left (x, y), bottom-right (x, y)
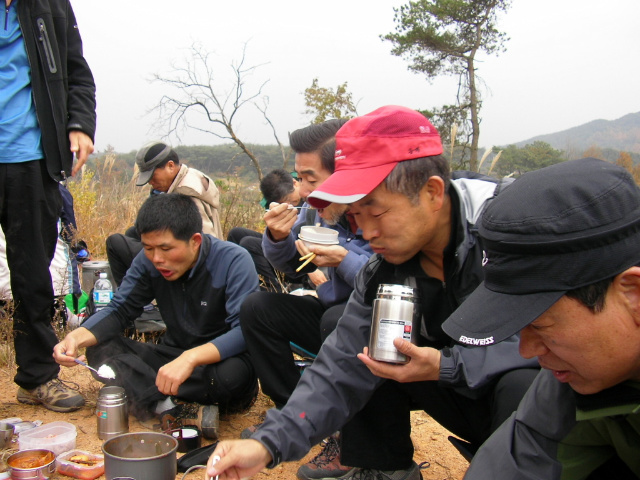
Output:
top-left (87, 336), bottom-right (258, 420)
top-left (240, 291), bottom-right (345, 408)
top-left (105, 227), bottom-right (141, 287)
top-left (340, 368), bottom-right (541, 470)
top-left (0, 161), bottom-right (61, 389)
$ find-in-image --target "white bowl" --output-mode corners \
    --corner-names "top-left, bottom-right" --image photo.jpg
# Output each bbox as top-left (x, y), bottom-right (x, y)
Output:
top-left (299, 226), bottom-right (339, 247)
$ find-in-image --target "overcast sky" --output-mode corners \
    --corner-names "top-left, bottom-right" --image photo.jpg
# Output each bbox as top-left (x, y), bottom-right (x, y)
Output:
top-left (71, 0), bottom-right (640, 154)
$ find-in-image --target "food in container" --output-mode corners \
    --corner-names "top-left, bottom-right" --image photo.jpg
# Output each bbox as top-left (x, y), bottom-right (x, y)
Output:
top-left (56, 449), bottom-right (105, 480)
top-left (7, 449), bottom-right (56, 479)
top-left (18, 421), bottom-right (77, 456)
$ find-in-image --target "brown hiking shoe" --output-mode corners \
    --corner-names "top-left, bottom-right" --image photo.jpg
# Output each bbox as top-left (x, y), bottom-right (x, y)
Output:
top-left (297, 434), bottom-right (352, 480)
top-left (17, 377), bottom-right (85, 413)
top-left (160, 402), bottom-right (219, 440)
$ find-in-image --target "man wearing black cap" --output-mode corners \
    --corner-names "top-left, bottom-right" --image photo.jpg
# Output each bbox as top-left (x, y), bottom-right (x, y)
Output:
top-left (106, 141), bottom-right (222, 287)
top-left (442, 158), bottom-right (640, 479)
top-left (205, 106), bottom-right (539, 480)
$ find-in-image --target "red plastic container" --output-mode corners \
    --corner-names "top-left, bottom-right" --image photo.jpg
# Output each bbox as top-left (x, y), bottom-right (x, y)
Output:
top-left (56, 449), bottom-right (105, 480)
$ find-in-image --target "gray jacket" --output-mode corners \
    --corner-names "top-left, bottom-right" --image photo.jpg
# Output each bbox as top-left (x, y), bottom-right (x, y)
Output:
top-left (253, 174), bottom-right (539, 464)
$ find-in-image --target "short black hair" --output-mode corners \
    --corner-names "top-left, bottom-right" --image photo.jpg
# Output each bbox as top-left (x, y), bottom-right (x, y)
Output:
top-left (565, 278), bottom-right (612, 313)
top-left (260, 169), bottom-right (295, 205)
top-left (383, 155), bottom-right (451, 204)
top-left (289, 119), bottom-right (348, 173)
top-left (135, 193), bottom-right (202, 241)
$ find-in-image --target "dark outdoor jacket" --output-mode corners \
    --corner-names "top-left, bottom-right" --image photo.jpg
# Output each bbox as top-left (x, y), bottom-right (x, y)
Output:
top-left (17, 0), bottom-right (97, 181)
top-left (253, 174), bottom-right (539, 464)
top-left (464, 369), bottom-right (640, 479)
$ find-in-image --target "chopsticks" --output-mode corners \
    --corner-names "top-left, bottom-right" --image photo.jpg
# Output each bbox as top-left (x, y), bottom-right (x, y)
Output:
top-left (297, 252), bottom-right (317, 272)
top-left (265, 206), bottom-right (316, 212)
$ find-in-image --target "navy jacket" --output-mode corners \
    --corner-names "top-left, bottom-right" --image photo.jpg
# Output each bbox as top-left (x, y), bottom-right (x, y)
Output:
top-left (83, 235), bottom-right (259, 360)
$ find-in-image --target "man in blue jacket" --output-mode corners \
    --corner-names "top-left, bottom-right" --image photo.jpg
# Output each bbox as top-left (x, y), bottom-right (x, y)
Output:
top-left (53, 194), bottom-right (259, 440)
top-left (207, 106), bottom-right (539, 480)
top-left (240, 121), bottom-right (373, 435)
top-left (1, 0), bottom-right (96, 413)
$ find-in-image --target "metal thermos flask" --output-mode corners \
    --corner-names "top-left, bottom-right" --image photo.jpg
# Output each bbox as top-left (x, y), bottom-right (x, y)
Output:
top-left (369, 284), bottom-right (420, 364)
top-left (96, 386), bottom-right (129, 440)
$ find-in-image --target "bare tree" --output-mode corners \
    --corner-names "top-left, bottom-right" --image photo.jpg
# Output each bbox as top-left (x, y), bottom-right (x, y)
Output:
top-left (152, 43), bottom-right (285, 180)
top-left (255, 96), bottom-right (292, 171)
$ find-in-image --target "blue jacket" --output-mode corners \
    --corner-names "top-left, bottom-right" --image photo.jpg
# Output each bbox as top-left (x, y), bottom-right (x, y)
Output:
top-left (83, 235), bottom-right (259, 360)
top-left (262, 204), bottom-right (372, 307)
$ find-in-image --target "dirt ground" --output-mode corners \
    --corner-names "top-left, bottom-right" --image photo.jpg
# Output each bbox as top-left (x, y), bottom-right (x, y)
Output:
top-left (0, 365), bottom-right (469, 479)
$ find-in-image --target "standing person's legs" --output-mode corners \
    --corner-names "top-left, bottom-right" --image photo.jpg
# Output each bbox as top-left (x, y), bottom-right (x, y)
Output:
top-left (0, 161), bottom-right (60, 386)
top-left (241, 292), bottom-right (325, 408)
top-left (0, 161), bottom-right (82, 411)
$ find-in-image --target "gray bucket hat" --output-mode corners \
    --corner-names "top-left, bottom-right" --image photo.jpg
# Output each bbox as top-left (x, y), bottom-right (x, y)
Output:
top-left (135, 141), bottom-right (179, 186)
top-left (443, 157), bottom-right (640, 346)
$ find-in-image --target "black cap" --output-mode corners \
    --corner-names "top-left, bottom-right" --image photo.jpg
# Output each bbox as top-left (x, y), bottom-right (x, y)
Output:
top-left (442, 158), bottom-right (640, 346)
top-left (135, 141), bottom-right (179, 186)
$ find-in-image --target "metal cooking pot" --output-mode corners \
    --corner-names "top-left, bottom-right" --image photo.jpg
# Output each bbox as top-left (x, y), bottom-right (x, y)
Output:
top-left (6, 449), bottom-right (56, 480)
top-left (102, 432), bottom-right (178, 480)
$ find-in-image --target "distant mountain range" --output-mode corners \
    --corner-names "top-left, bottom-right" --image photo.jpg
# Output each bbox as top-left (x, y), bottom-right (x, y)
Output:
top-left (513, 112), bottom-right (640, 155)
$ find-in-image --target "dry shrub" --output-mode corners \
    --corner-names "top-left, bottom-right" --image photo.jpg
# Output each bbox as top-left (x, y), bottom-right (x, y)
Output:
top-left (216, 176), bottom-right (265, 238)
top-left (67, 154), bottom-right (147, 259)
top-left (68, 159), bottom-right (265, 258)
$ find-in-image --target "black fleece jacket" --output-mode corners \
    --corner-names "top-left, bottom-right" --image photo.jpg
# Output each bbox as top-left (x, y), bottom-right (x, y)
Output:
top-left (16, 0), bottom-right (96, 181)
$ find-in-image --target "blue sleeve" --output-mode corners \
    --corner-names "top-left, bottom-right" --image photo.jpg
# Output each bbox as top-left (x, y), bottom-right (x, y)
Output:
top-left (333, 243), bottom-right (373, 289)
top-left (209, 246), bottom-right (259, 360)
top-left (261, 205), bottom-right (313, 273)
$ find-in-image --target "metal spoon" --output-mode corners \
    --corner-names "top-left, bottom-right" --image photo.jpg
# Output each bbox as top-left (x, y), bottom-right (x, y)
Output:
top-left (74, 358), bottom-right (114, 379)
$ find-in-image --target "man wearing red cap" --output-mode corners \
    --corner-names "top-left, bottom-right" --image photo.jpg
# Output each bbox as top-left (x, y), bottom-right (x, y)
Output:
top-left (206, 106), bottom-right (539, 480)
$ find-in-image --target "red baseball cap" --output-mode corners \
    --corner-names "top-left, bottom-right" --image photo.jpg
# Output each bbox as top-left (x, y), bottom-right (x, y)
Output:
top-left (307, 105), bottom-right (442, 208)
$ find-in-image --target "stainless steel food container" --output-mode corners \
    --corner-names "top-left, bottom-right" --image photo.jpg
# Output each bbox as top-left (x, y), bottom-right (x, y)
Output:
top-left (96, 386), bottom-right (129, 440)
top-left (368, 284), bottom-right (420, 364)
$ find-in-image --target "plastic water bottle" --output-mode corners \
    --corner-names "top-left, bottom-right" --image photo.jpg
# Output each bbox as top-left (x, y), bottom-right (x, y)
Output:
top-left (93, 272), bottom-right (113, 311)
